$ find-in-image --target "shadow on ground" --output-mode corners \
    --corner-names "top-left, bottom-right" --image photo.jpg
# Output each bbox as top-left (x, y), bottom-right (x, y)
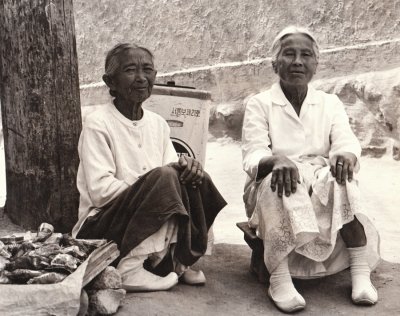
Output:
top-left (118, 244), bottom-right (400, 316)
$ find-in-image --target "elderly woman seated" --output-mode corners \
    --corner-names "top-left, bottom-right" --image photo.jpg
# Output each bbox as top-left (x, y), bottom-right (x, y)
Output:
top-left (72, 43), bottom-right (226, 292)
top-left (242, 26), bottom-right (380, 313)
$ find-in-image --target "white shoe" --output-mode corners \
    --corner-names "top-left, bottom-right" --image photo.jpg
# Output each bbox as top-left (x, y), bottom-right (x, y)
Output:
top-left (352, 282), bottom-right (378, 305)
top-left (180, 268), bottom-right (206, 285)
top-left (122, 267), bottom-right (178, 292)
top-left (268, 287), bottom-right (306, 313)
top-left (268, 257), bottom-right (306, 313)
top-left (348, 246), bottom-right (378, 305)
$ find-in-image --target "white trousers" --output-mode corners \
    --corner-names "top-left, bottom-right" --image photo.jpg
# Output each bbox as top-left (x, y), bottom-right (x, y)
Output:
top-left (117, 218), bottom-right (178, 276)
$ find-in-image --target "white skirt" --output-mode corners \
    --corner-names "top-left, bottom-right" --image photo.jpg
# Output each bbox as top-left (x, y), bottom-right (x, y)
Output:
top-left (244, 159), bottom-right (380, 279)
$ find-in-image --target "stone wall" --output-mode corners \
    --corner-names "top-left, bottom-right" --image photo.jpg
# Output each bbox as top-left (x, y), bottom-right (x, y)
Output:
top-left (313, 68), bottom-right (400, 159)
top-left (74, 0), bottom-right (400, 158)
top-left (74, 0), bottom-right (400, 84)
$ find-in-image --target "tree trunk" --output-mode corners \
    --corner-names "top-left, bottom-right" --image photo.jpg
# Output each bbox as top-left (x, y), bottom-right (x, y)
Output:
top-left (0, 0), bottom-right (82, 232)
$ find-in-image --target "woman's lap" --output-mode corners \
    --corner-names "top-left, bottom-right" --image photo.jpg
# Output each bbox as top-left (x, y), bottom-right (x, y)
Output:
top-left (77, 165), bottom-right (226, 267)
top-left (246, 164), bottom-right (380, 277)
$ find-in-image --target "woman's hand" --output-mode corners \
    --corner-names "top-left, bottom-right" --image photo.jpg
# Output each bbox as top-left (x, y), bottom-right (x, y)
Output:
top-left (177, 155), bottom-right (204, 188)
top-left (330, 152), bottom-right (357, 184)
top-left (270, 156), bottom-right (300, 198)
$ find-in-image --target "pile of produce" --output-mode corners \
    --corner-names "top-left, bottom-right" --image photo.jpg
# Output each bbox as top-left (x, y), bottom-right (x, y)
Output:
top-left (0, 223), bottom-right (105, 285)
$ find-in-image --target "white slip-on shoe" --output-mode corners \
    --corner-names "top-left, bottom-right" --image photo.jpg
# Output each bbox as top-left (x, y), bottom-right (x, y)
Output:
top-left (268, 286), bottom-right (306, 313)
top-left (122, 268), bottom-right (178, 292)
top-left (352, 282), bottom-right (378, 305)
top-left (348, 246), bottom-right (378, 305)
top-left (180, 268), bottom-right (206, 285)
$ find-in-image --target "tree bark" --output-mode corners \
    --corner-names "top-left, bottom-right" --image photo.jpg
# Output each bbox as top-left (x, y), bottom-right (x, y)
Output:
top-left (0, 0), bottom-right (81, 232)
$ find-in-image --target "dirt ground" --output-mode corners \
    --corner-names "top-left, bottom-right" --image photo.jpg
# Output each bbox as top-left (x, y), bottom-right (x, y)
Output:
top-left (1, 139), bottom-right (400, 315)
top-left (118, 244), bottom-right (400, 316)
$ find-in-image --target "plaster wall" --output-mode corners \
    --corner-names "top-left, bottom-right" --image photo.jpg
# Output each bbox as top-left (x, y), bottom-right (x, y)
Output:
top-left (74, 0), bottom-right (400, 158)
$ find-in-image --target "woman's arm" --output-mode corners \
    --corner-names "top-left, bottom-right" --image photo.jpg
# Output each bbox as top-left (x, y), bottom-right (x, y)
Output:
top-left (329, 96), bottom-right (361, 159)
top-left (258, 155), bottom-right (299, 197)
top-left (241, 96), bottom-right (273, 180)
top-left (79, 120), bottom-right (129, 208)
top-left (242, 96), bottom-right (299, 197)
top-left (162, 123), bottom-right (179, 165)
top-left (329, 96), bottom-right (362, 184)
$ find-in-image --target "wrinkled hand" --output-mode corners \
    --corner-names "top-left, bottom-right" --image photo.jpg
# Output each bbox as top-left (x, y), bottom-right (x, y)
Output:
top-left (270, 156), bottom-right (300, 198)
top-left (177, 155), bottom-right (204, 188)
top-left (330, 152), bottom-right (357, 184)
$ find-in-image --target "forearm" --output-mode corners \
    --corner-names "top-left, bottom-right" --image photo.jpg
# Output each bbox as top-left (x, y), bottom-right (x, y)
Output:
top-left (329, 97), bottom-right (362, 160)
top-left (88, 176), bottom-right (129, 207)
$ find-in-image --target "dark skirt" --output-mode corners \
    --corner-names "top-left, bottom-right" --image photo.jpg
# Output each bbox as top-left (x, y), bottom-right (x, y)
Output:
top-left (77, 166), bottom-right (227, 268)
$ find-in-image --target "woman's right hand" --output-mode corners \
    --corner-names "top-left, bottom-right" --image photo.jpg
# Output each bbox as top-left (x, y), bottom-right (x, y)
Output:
top-left (270, 155), bottom-right (300, 198)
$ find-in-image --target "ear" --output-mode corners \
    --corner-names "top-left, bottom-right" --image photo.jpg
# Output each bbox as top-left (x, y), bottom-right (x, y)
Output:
top-left (102, 74), bottom-right (115, 89)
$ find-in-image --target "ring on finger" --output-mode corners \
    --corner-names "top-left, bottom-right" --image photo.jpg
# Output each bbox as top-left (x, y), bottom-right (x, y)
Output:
top-left (337, 161), bottom-right (344, 166)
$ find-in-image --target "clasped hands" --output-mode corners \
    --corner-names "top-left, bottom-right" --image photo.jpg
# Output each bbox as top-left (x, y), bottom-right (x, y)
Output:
top-left (169, 155), bottom-right (204, 188)
top-left (267, 152), bottom-right (357, 198)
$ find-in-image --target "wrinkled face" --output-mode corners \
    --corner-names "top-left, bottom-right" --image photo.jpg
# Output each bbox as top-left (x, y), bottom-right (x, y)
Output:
top-left (108, 48), bottom-right (157, 103)
top-left (274, 33), bottom-right (318, 87)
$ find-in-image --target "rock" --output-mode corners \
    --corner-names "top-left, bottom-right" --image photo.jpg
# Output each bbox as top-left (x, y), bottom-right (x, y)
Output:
top-left (77, 289), bottom-right (89, 316)
top-left (88, 288), bottom-right (126, 315)
top-left (209, 102), bottom-right (244, 140)
top-left (362, 146), bottom-right (387, 158)
top-left (393, 145), bottom-right (400, 161)
top-left (313, 68), bottom-right (400, 159)
top-left (89, 266), bottom-right (122, 290)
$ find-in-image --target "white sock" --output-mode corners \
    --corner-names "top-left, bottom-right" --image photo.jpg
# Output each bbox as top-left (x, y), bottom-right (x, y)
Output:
top-left (269, 257), bottom-right (304, 302)
top-left (348, 246), bottom-right (378, 304)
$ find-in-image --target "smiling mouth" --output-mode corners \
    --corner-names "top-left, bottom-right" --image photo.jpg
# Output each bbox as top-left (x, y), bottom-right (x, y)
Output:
top-left (132, 87), bottom-right (148, 91)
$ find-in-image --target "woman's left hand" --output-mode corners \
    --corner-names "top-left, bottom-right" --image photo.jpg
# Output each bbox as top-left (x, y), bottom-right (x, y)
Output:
top-left (177, 155), bottom-right (204, 188)
top-left (330, 152), bottom-right (357, 184)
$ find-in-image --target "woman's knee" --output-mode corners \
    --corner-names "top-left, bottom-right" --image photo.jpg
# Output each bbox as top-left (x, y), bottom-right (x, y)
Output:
top-left (257, 173), bottom-right (274, 192)
top-left (340, 216), bottom-right (367, 247)
top-left (201, 170), bottom-right (212, 184)
top-left (153, 165), bottom-right (180, 180)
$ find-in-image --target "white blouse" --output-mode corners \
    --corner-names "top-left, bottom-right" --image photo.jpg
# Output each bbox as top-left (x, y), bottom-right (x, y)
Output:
top-left (72, 104), bottom-right (178, 237)
top-left (242, 83), bottom-right (362, 180)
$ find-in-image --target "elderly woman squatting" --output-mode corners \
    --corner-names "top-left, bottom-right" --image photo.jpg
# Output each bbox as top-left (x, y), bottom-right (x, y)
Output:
top-left (72, 44), bottom-right (226, 291)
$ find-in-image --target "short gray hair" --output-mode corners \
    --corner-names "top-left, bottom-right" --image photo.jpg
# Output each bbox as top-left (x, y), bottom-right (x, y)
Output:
top-left (271, 26), bottom-right (319, 70)
top-left (104, 43), bottom-right (155, 78)
top-left (103, 43), bottom-right (155, 97)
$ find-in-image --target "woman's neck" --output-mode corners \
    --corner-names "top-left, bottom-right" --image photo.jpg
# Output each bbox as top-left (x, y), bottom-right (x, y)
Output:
top-left (114, 98), bottom-right (143, 120)
top-left (280, 81), bottom-right (308, 115)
